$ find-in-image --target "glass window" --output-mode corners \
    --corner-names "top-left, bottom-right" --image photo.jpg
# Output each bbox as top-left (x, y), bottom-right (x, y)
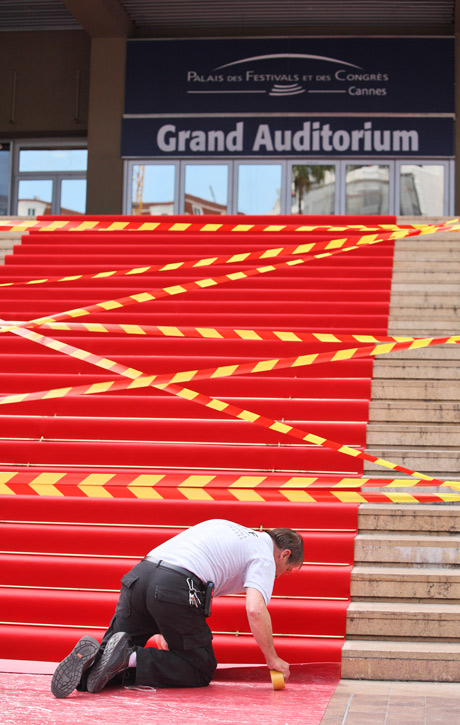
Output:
top-left (61, 179), bottom-right (86, 215)
top-left (184, 164), bottom-right (228, 214)
top-left (131, 164), bottom-right (175, 214)
top-left (0, 143), bottom-right (10, 215)
top-left (19, 148), bottom-right (87, 173)
top-left (346, 164), bottom-right (390, 215)
top-left (291, 165), bottom-right (335, 214)
top-left (399, 164), bottom-right (445, 216)
top-left (17, 179), bottom-right (53, 216)
top-left (237, 164), bottom-right (282, 215)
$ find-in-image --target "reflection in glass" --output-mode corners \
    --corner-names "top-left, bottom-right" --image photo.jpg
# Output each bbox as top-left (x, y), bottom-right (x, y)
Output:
top-left (19, 149), bottom-right (87, 172)
top-left (17, 180), bottom-right (53, 216)
top-left (185, 165), bottom-right (228, 214)
top-left (291, 165), bottom-right (335, 214)
top-left (400, 165), bottom-right (444, 216)
top-left (131, 165), bottom-right (175, 214)
top-left (0, 146), bottom-right (10, 215)
top-left (61, 179), bottom-right (86, 214)
top-left (237, 165), bottom-right (282, 215)
top-left (346, 165), bottom-right (390, 215)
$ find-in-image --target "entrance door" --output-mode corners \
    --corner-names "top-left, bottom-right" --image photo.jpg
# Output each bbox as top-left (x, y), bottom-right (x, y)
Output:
top-left (13, 146), bottom-right (87, 215)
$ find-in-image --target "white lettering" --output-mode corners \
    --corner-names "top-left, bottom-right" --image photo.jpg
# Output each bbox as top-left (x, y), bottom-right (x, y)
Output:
top-left (374, 130), bottom-right (391, 151)
top-left (189, 130), bottom-right (206, 152)
top-left (208, 130), bottom-right (225, 152)
top-left (178, 130), bottom-right (191, 151)
top-left (293, 122), bottom-right (310, 151)
top-left (226, 122), bottom-right (244, 151)
top-left (393, 130), bottom-right (419, 152)
top-left (252, 124), bottom-right (273, 152)
top-left (333, 129), bottom-right (350, 152)
top-left (157, 124), bottom-right (176, 152)
top-left (274, 130), bottom-right (292, 152)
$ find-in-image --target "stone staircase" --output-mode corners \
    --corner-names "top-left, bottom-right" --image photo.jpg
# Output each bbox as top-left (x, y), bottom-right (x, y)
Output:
top-left (344, 217), bottom-right (460, 681)
top-left (0, 228), bottom-right (22, 265)
top-left (365, 217), bottom-right (460, 482)
top-left (2, 215), bottom-right (459, 681)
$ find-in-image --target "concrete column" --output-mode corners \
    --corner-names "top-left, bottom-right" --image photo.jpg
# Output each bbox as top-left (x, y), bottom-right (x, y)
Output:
top-left (86, 37), bottom-right (126, 214)
top-left (454, 1), bottom-right (460, 214)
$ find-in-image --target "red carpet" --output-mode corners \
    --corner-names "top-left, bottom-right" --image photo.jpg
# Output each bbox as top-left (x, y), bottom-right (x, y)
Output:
top-left (0, 663), bottom-right (340, 725)
top-left (0, 214), bottom-right (395, 673)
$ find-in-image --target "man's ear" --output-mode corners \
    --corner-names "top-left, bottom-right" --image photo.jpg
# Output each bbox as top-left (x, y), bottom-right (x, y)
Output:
top-left (282, 548), bottom-right (291, 561)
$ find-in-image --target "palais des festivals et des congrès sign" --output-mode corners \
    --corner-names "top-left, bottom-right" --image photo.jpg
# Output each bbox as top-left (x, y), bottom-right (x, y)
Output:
top-left (121, 37), bottom-right (454, 158)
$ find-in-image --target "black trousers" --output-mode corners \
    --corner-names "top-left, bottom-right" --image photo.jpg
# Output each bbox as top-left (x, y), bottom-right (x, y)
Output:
top-left (96, 558), bottom-right (217, 689)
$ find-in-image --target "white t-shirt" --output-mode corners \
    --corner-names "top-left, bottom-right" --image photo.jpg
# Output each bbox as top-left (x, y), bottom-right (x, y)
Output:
top-left (148, 519), bottom-right (275, 604)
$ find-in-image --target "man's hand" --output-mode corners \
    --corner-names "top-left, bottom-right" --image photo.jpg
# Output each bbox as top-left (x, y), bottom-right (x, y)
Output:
top-left (245, 587), bottom-right (290, 682)
top-left (267, 656), bottom-right (290, 682)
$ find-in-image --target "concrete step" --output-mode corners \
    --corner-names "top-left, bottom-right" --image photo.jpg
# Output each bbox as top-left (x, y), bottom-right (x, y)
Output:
top-left (372, 362), bottom-right (460, 380)
top-left (376, 348), bottom-right (460, 361)
top-left (351, 565), bottom-right (460, 601)
top-left (390, 309), bottom-right (460, 322)
top-left (351, 564), bottom-right (460, 601)
top-left (346, 602), bottom-right (460, 640)
top-left (387, 321), bottom-right (460, 333)
top-left (392, 261), bottom-right (460, 272)
top-left (354, 533), bottom-right (460, 566)
top-left (391, 293), bottom-right (460, 307)
top-left (341, 640), bottom-right (460, 681)
top-left (395, 250), bottom-right (460, 261)
top-left (392, 283), bottom-right (460, 293)
top-left (363, 449), bottom-right (460, 476)
top-left (392, 272), bottom-right (460, 284)
top-left (367, 424), bottom-right (460, 447)
top-left (369, 401), bottom-right (460, 423)
top-left (370, 379), bottom-right (460, 400)
top-left (358, 504), bottom-right (460, 534)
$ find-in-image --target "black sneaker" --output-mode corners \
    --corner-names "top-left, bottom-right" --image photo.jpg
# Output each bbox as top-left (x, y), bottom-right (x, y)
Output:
top-left (51, 635), bottom-right (100, 698)
top-left (86, 632), bottom-right (134, 693)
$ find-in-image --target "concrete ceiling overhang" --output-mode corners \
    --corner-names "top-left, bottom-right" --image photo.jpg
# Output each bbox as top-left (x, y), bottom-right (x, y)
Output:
top-left (0, 0), bottom-right (456, 37)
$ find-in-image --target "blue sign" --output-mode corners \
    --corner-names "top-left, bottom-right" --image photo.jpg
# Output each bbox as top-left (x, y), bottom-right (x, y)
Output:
top-left (122, 117), bottom-right (454, 158)
top-left (124, 37), bottom-right (454, 115)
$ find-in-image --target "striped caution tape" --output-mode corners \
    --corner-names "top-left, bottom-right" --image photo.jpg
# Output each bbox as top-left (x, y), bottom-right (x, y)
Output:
top-left (0, 236), bottom-right (397, 336)
top-left (2, 324), bottom-right (459, 417)
top-left (0, 217), bottom-right (459, 290)
top-left (1, 321), bottom-right (454, 489)
top-left (0, 469), bottom-right (460, 503)
top-left (30, 320), bottom-right (460, 348)
top-left (3, 214), bottom-right (460, 336)
top-left (0, 470), bottom-right (457, 492)
top-left (0, 228), bottom-right (400, 289)
top-left (0, 218), bottom-right (448, 234)
top-left (0, 472), bottom-right (458, 502)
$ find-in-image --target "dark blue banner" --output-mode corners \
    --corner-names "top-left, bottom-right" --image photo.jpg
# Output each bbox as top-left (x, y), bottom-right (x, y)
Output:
top-left (125, 38), bottom-right (454, 115)
top-left (121, 117), bottom-right (454, 158)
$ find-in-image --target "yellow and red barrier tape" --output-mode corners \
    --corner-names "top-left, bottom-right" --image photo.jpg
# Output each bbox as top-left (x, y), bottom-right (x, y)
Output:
top-left (2, 216), bottom-right (460, 336)
top-left (0, 244), bottom-right (399, 336)
top-left (0, 218), bottom-right (446, 234)
top-left (0, 470), bottom-right (458, 501)
top-left (2, 321), bottom-right (457, 489)
top-left (0, 217), bottom-right (459, 289)
top-left (2, 326), bottom-right (459, 403)
top-left (1, 217), bottom-right (459, 496)
top-left (29, 320), bottom-right (460, 347)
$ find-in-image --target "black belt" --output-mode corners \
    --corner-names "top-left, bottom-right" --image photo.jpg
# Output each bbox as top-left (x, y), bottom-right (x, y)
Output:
top-left (145, 557), bottom-right (204, 588)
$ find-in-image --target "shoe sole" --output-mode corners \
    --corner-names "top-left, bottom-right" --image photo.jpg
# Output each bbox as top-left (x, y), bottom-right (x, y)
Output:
top-left (51, 635), bottom-right (100, 698)
top-left (86, 632), bottom-right (131, 693)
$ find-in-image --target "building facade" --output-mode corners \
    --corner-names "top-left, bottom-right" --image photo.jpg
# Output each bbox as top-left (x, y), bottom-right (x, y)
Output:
top-left (0, 1), bottom-right (458, 217)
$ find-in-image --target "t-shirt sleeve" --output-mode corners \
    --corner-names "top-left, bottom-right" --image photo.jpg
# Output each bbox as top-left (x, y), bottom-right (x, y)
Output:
top-left (243, 556), bottom-right (276, 605)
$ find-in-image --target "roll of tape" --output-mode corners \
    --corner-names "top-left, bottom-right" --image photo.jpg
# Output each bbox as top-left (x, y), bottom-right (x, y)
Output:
top-left (270, 670), bottom-right (285, 690)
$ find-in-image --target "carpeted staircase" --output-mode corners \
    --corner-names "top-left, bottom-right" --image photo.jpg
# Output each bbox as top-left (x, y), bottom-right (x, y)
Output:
top-left (0, 215), bottom-right (396, 666)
